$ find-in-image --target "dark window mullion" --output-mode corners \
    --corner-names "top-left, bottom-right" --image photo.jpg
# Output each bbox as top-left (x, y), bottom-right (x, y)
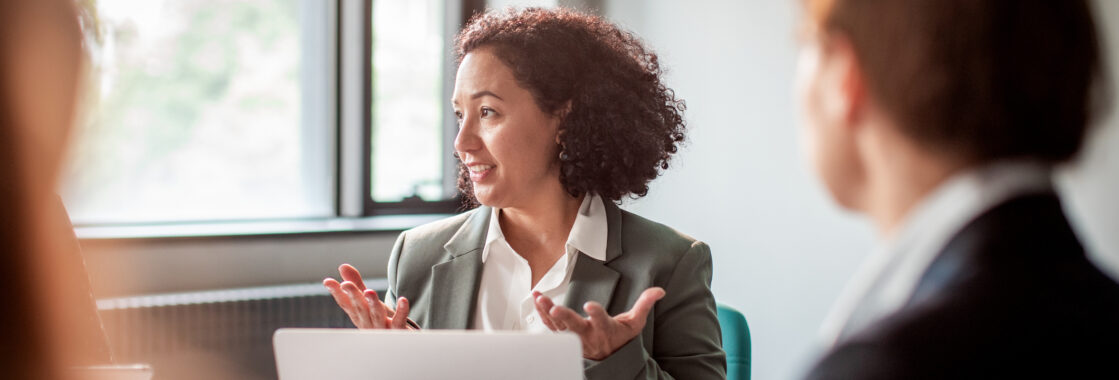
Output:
top-left (360, 0), bottom-right (375, 217)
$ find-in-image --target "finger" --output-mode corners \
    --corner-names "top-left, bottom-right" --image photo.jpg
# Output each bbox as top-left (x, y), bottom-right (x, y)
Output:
top-left (364, 293), bottom-right (388, 328)
top-left (583, 302), bottom-right (612, 331)
top-left (534, 292), bottom-right (567, 330)
top-left (341, 281), bottom-right (371, 328)
top-left (342, 282), bottom-right (371, 328)
top-left (533, 294), bottom-right (559, 331)
top-left (552, 316), bottom-right (568, 331)
top-left (365, 289), bottom-right (387, 328)
top-left (629, 287), bottom-right (666, 320)
top-left (324, 278), bottom-right (359, 320)
top-left (391, 297), bottom-right (411, 329)
top-left (550, 305), bottom-right (590, 334)
top-left (365, 289), bottom-right (394, 319)
top-left (323, 278), bottom-right (351, 308)
top-left (534, 291), bottom-right (555, 310)
top-left (338, 264), bottom-right (367, 291)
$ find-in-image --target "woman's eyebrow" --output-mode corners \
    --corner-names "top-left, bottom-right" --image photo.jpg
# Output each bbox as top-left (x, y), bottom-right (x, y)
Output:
top-left (471, 90), bottom-right (504, 101)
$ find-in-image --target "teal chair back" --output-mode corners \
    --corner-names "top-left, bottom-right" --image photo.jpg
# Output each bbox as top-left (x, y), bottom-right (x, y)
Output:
top-left (717, 304), bottom-right (751, 380)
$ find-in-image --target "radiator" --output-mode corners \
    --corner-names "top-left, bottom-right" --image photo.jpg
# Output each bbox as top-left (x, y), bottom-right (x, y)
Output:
top-left (96, 279), bottom-right (388, 380)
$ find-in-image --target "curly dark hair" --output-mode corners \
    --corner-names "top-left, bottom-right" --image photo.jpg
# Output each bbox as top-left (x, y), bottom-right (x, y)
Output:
top-left (454, 7), bottom-right (686, 207)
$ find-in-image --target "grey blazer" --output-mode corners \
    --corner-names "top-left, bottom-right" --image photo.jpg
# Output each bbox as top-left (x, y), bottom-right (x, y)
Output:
top-left (385, 201), bottom-right (726, 380)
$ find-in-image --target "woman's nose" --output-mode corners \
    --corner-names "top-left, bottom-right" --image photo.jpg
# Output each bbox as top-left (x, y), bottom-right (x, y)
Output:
top-left (453, 117), bottom-right (482, 154)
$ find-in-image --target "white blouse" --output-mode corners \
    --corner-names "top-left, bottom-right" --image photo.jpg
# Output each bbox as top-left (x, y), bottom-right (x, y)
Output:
top-left (471, 194), bottom-right (608, 332)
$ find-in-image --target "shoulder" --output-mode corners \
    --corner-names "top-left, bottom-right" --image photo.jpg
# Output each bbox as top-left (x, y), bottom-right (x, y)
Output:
top-left (810, 291), bottom-right (1119, 379)
top-left (810, 194), bottom-right (1119, 379)
top-left (807, 295), bottom-right (1017, 380)
top-left (390, 208), bottom-right (485, 273)
top-left (614, 208), bottom-right (710, 277)
top-left (811, 254), bottom-right (1119, 377)
top-left (396, 208), bottom-right (483, 249)
top-left (389, 208), bottom-right (485, 285)
top-left (944, 192), bottom-right (1081, 258)
top-left (928, 193), bottom-right (1119, 321)
top-left (618, 208), bottom-right (703, 253)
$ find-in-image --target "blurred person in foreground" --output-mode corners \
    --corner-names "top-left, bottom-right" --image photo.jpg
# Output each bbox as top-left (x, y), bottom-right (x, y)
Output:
top-left (794, 0), bottom-right (1119, 378)
top-left (0, 0), bottom-right (113, 378)
top-left (323, 7), bottom-right (725, 379)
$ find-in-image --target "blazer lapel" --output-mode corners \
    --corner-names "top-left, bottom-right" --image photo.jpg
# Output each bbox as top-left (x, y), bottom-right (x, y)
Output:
top-left (428, 207), bottom-right (491, 329)
top-left (563, 200), bottom-right (624, 315)
top-left (564, 254), bottom-right (621, 315)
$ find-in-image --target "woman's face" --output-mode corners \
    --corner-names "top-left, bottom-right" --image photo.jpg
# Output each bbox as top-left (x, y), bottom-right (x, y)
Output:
top-left (452, 47), bottom-right (564, 209)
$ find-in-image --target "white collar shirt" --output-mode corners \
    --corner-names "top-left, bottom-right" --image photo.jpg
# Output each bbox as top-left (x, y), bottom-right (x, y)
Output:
top-left (818, 160), bottom-right (1054, 348)
top-left (471, 194), bottom-right (609, 332)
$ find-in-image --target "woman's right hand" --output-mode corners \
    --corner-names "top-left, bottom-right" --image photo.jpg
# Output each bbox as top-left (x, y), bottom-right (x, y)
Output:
top-left (323, 263), bottom-right (414, 329)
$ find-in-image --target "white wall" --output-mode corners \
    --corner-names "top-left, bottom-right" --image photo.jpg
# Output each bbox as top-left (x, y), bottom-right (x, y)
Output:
top-left (603, 1), bottom-right (1119, 379)
top-left (604, 2), bottom-right (870, 379)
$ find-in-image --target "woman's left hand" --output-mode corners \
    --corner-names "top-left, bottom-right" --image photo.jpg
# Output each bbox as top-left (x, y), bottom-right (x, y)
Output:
top-left (532, 287), bottom-right (665, 360)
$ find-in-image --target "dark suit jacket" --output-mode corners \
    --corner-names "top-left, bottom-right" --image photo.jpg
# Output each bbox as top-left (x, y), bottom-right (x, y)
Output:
top-left (807, 193), bottom-right (1119, 379)
top-left (385, 201), bottom-right (727, 380)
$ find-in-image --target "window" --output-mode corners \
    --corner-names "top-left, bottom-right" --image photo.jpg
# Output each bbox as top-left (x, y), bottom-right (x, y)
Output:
top-left (64, 0), bottom-right (480, 228)
top-left (370, 0), bottom-right (450, 203)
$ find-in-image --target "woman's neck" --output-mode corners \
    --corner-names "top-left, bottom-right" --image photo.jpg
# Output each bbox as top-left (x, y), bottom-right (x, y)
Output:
top-left (498, 186), bottom-right (584, 262)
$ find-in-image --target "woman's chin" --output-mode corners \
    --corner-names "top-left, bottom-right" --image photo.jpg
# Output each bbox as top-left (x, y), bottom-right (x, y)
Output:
top-left (472, 187), bottom-right (500, 208)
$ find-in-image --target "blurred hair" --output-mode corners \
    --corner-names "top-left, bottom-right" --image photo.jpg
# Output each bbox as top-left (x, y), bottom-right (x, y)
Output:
top-left (807, 0), bottom-right (1109, 164)
top-left (454, 7), bottom-right (686, 206)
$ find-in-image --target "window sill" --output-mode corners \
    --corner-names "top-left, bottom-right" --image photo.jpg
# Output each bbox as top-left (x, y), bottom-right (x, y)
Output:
top-left (74, 214), bottom-right (455, 241)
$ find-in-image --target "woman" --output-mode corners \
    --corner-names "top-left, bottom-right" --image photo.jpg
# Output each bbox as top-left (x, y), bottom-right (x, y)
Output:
top-left (325, 8), bottom-right (725, 379)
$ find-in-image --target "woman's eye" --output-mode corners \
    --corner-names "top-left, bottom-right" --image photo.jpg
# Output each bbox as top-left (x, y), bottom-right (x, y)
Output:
top-left (454, 111), bottom-right (464, 125)
top-left (480, 107), bottom-right (495, 118)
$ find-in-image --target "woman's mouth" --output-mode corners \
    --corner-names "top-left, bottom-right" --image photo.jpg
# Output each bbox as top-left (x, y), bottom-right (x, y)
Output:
top-left (466, 163), bottom-right (495, 182)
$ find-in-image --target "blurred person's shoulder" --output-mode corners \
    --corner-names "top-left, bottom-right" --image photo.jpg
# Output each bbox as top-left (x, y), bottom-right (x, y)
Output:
top-left (807, 193), bottom-right (1119, 379)
top-left (808, 281), bottom-right (1119, 379)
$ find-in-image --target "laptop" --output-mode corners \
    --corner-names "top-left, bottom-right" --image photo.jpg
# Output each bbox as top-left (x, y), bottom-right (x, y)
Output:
top-left (273, 328), bottom-right (583, 380)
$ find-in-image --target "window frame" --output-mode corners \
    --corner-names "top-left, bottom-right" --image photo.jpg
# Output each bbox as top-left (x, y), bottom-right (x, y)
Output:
top-left (72, 0), bottom-right (486, 238)
top-left (343, 0), bottom-right (484, 218)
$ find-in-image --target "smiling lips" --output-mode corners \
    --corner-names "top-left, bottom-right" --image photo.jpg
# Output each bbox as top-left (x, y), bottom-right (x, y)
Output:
top-left (466, 163), bottom-right (495, 182)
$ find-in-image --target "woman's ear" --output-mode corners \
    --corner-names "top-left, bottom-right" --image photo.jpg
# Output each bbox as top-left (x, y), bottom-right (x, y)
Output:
top-left (552, 100), bottom-right (573, 120)
top-left (553, 100), bottom-right (573, 144)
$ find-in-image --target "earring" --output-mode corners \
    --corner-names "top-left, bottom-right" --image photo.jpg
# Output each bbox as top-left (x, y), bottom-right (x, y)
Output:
top-left (558, 145), bottom-right (570, 161)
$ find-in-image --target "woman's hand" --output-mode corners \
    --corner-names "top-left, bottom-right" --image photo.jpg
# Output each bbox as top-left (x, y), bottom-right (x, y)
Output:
top-left (532, 287), bottom-right (665, 360)
top-left (323, 263), bottom-right (414, 329)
